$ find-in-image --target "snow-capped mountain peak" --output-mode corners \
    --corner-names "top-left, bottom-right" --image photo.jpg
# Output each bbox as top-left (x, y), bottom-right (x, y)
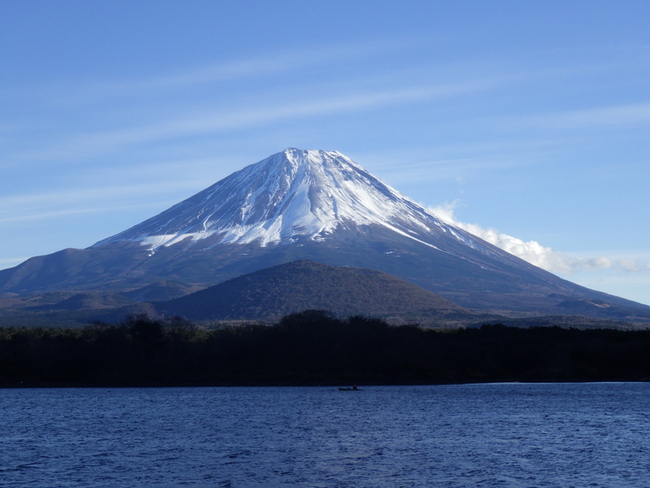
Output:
top-left (95, 148), bottom-right (479, 253)
top-left (6, 148), bottom-right (650, 320)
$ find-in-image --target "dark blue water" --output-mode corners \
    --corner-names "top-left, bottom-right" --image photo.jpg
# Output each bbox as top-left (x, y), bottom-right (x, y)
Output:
top-left (2, 383), bottom-right (650, 487)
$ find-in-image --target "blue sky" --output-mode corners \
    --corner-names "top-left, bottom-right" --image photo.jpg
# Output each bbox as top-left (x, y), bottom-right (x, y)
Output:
top-left (2, 0), bottom-right (650, 305)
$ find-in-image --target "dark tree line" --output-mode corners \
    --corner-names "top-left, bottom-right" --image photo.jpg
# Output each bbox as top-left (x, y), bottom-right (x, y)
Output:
top-left (1, 311), bottom-right (650, 387)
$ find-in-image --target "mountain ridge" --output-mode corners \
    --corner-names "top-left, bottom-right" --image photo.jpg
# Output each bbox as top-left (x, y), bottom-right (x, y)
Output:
top-left (1, 148), bottom-right (650, 323)
top-left (157, 259), bottom-right (471, 322)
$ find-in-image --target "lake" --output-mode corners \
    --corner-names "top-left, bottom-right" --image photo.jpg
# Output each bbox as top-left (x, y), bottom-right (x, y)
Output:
top-left (1, 383), bottom-right (650, 487)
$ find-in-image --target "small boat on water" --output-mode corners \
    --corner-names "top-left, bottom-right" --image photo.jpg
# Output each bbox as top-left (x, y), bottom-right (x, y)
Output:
top-left (338, 385), bottom-right (361, 391)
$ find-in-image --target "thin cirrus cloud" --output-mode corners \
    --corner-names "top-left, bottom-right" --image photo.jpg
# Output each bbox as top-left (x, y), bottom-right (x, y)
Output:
top-left (15, 80), bottom-right (499, 165)
top-left (0, 257), bottom-right (27, 268)
top-left (493, 102), bottom-right (650, 133)
top-left (140, 39), bottom-right (422, 90)
top-left (8, 46), bottom-right (600, 169)
top-left (0, 179), bottom-right (204, 225)
top-left (428, 201), bottom-right (650, 276)
top-left (14, 38), bottom-right (422, 105)
top-left (545, 102), bottom-right (650, 130)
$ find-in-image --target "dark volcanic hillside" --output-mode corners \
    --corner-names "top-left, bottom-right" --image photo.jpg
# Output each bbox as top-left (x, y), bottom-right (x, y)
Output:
top-left (2, 148), bottom-right (650, 322)
top-left (159, 260), bottom-right (470, 321)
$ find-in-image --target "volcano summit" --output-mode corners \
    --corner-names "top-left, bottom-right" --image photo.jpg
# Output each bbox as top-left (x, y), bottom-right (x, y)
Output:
top-left (95, 148), bottom-right (479, 250)
top-left (2, 148), bottom-right (649, 321)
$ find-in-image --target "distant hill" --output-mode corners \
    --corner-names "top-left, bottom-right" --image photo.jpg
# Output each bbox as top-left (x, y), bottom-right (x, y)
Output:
top-left (122, 280), bottom-right (204, 302)
top-left (158, 260), bottom-right (471, 322)
top-left (26, 292), bottom-right (133, 311)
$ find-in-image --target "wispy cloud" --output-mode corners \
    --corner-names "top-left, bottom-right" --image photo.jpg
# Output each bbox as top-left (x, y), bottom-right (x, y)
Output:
top-left (8, 42), bottom-right (613, 169)
top-left (0, 257), bottom-right (27, 269)
top-left (544, 102), bottom-right (650, 129)
top-left (5, 38), bottom-right (422, 105)
top-left (373, 155), bottom-right (532, 186)
top-left (0, 207), bottom-right (108, 224)
top-left (486, 102), bottom-right (650, 133)
top-left (429, 201), bottom-right (650, 275)
top-left (15, 79), bottom-right (498, 164)
top-left (0, 179), bottom-right (205, 225)
top-left (137, 39), bottom-right (420, 90)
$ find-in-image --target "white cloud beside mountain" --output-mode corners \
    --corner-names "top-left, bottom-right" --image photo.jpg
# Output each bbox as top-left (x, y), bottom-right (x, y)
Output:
top-left (429, 201), bottom-right (649, 276)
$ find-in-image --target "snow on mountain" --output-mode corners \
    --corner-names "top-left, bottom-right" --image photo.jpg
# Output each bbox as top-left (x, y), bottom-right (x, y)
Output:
top-left (94, 148), bottom-right (488, 255)
top-left (6, 147), bottom-right (650, 322)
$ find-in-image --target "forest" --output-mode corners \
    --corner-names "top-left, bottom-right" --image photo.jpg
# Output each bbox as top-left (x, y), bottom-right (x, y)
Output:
top-left (1, 310), bottom-right (650, 387)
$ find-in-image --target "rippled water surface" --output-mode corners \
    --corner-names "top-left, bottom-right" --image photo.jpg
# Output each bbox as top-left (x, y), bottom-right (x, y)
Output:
top-left (2, 383), bottom-right (650, 487)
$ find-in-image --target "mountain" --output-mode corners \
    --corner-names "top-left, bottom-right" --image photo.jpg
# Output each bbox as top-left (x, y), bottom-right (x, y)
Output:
top-left (1, 147), bottom-right (650, 321)
top-left (122, 280), bottom-right (204, 302)
top-left (158, 260), bottom-right (470, 322)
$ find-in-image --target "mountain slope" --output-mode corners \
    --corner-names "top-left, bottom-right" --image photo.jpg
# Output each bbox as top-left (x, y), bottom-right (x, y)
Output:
top-left (93, 148), bottom-right (481, 251)
top-left (158, 260), bottom-right (470, 321)
top-left (1, 148), bottom-right (649, 321)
